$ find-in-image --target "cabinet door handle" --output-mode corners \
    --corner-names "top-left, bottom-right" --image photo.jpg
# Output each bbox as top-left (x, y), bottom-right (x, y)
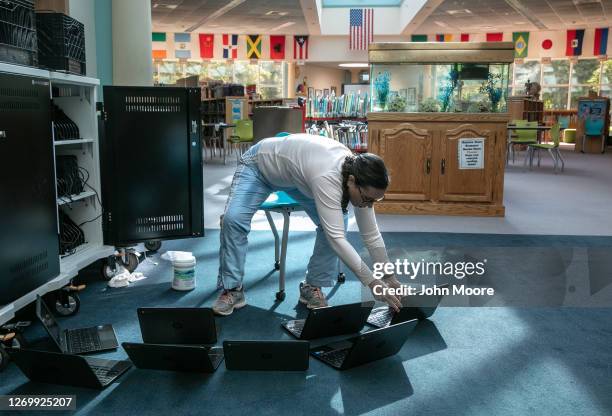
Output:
top-left (441, 159), bottom-right (446, 175)
top-left (426, 158), bottom-right (431, 174)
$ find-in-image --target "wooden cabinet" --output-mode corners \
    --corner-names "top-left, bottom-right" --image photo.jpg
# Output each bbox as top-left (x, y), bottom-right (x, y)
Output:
top-left (378, 124), bottom-right (433, 201)
top-left (369, 113), bottom-right (508, 216)
top-left (508, 96), bottom-right (543, 122)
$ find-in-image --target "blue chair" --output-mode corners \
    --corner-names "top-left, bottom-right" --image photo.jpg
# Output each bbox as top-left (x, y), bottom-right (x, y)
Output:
top-left (259, 132), bottom-right (345, 301)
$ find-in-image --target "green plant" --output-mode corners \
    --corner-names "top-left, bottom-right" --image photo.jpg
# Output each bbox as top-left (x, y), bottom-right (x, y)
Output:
top-left (419, 97), bottom-right (440, 112)
top-left (387, 94), bottom-right (407, 112)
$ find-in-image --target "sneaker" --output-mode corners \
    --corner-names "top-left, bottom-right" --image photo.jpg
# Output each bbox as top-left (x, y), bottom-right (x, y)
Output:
top-left (299, 282), bottom-right (328, 309)
top-left (212, 288), bottom-right (247, 316)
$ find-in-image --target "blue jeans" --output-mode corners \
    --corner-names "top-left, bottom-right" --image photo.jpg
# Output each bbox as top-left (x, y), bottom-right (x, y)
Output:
top-left (218, 143), bottom-right (347, 289)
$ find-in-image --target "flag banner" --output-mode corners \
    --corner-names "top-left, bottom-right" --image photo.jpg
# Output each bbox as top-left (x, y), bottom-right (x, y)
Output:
top-left (594, 28), bottom-right (608, 56)
top-left (349, 8), bottom-right (373, 50)
top-left (175, 50), bottom-right (191, 59)
top-left (542, 39), bottom-right (553, 50)
top-left (152, 32), bottom-right (166, 42)
top-left (436, 34), bottom-right (453, 42)
top-left (247, 35), bottom-right (262, 59)
top-left (294, 35), bottom-right (309, 59)
top-left (270, 35), bottom-right (286, 59)
top-left (199, 34), bottom-right (214, 59)
top-left (486, 32), bottom-right (503, 42)
top-left (174, 33), bottom-right (190, 43)
top-left (460, 33), bottom-right (469, 42)
top-left (566, 29), bottom-right (585, 56)
top-left (223, 34), bottom-right (238, 59)
top-left (513, 32), bottom-right (529, 58)
top-left (411, 34), bottom-right (427, 42)
top-left (152, 50), bottom-right (167, 59)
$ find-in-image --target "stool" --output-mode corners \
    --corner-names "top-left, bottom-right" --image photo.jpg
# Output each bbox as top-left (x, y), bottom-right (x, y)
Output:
top-left (260, 191), bottom-right (345, 302)
top-left (563, 128), bottom-right (576, 143)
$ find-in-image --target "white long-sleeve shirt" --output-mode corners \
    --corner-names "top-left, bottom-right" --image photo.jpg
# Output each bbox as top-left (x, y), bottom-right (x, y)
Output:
top-left (257, 134), bottom-right (390, 286)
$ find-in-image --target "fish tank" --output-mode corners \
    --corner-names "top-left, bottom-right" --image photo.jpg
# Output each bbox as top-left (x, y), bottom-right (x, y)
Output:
top-left (368, 42), bottom-right (514, 113)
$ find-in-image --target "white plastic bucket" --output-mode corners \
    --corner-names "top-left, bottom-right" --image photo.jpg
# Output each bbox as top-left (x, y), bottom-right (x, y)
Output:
top-left (172, 254), bottom-right (196, 291)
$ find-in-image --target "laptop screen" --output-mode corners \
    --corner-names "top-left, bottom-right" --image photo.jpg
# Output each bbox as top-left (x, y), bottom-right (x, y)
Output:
top-left (37, 297), bottom-right (63, 349)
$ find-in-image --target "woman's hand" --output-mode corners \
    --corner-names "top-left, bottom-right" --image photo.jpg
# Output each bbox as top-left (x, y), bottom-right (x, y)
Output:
top-left (382, 274), bottom-right (403, 291)
top-left (368, 279), bottom-right (402, 312)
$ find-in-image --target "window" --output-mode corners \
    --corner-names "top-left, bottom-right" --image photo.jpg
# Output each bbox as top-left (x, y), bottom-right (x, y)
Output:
top-left (542, 87), bottom-right (569, 110)
top-left (513, 61), bottom-right (540, 89)
top-left (571, 59), bottom-right (600, 86)
top-left (542, 60), bottom-right (569, 85)
top-left (152, 60), bottom-right (286, 98)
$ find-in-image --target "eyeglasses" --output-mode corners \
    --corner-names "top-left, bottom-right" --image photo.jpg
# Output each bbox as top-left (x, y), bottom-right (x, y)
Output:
top-left (358, 186), bottom-right (384, 205)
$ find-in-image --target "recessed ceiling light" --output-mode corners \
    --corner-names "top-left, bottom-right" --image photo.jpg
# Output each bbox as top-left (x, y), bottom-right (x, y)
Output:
top-left (166, 4), bottom-right (177, 9)
top-left (435, 21), bottom-right (449, 27)
top-left (446, 9), bottom-right (471, 15)
top-left (339, 63), bottom-right (369, 68)
top-left (270, 21), bottom-right (295, 31)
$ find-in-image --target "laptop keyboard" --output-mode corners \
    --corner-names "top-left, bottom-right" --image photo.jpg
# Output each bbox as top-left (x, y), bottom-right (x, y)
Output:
top-left (90, 365), bottom-right (120, 385)
top-left (367, 308), bottom-right (393, 328)
top-left (318, 348), bottom-right (351, 368)
top-left (68, 327), bottom-right (102, 353)
top-left (285, 320), bottom-right (305, 337)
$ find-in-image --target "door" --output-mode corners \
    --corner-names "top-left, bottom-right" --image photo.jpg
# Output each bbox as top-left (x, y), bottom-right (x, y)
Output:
top-left (101, 86), bottom-right (203, 246)
top-left (0, 73), bottom-right (59, 305)
top-left (436, 124), bottom-right (496, 202)
top-left (378, 123), bottom-right (433, 201)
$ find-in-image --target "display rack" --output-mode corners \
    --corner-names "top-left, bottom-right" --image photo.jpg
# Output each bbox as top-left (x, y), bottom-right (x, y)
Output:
top-left (0, 62), bottom-right (113, 326)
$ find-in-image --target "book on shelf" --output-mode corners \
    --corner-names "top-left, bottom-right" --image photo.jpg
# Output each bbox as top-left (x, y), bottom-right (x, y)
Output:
top-left (306, 92), bottom-right (370, 119)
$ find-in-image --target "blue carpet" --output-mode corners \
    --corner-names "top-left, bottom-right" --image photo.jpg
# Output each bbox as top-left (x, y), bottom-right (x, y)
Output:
top-left (1, 231), bottom-right (612, 416)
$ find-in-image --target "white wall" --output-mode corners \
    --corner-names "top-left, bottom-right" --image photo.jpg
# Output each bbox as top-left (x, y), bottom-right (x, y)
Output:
top-left (112, 0), bottom-right (153, 86)
top-left (68, 0), bottom-right (96, 77)
top-left (296, 63), bottom-right (348, 93)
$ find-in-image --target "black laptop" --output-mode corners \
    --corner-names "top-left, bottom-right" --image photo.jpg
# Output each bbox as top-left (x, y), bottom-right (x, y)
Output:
top-left (7, 348), bottom-right (131, 389)
top-left (367, 283), bottom-right (449, 328)
top-left (137, 307), bottom-right (217, 345)
top-left (123, 342), bottom-right (224, 373)
top-left (36, 296), bottom-right (118, 354)
top-left (223, 340), bottom-right (310, 371)
top-left (310, 320), bottom-right (418, 370)
top-left (282, 301), bottom-right (375, 340)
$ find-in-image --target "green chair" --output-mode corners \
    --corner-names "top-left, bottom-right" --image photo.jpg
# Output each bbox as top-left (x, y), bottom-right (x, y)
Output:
top-left (527, 123), bottom-right (565, 173)
top-left (229, 119), bottom-right (254, 160)
top-left (508, 120), bottom-right (538, 164)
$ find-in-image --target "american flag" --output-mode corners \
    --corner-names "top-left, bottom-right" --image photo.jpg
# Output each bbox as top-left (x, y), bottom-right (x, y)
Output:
top-left (349, 8), bottom-right (373, 50)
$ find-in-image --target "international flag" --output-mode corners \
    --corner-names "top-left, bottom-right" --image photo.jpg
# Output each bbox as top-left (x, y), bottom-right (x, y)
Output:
top-left (199, 34), bottom-right (214, 59)
top-left (152, 32), bottom-right (167, 59)
top-left (294, 35), bottom-right (309, 60)
top-left (436, 34), bottom-right (453, 42)
top-left (246, 35), bottom-right (262, 59)
top-left (223, 34), bottom-right (238, 59)
top-left (460, 33), bottom-right (469, 42)
top-left (513, 32), bottom-right (529, 58)
top-left (566, 29), bottom-right (585, 56)
top-left (270, 35), bottom-right (286, 59)
top-left (594, 28), bottom-right (608, 56)
top-left (486, 32), bottom-right (503, 42)
top-left (174, 33), bottom-right (190, 43)
top-left (411, 34), bottom-right (427, 42)
top-left (349, 8), bottom-right (373, 50)
top-left (175, 50), bottom-right (191, 59)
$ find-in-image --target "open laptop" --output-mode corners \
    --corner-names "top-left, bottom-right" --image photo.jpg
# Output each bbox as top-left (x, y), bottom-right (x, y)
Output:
top-left (122, 342), bottom-right (224, 373)
top-left (310, 320), bottom-right (418, 370)
top-left (367, 283), bottom-right (449, 328)
top-left (282, 301), bottom-right (374, 340)
top-left (7, 348), bottom-right (131, 389)
top-left (36, 296), bottom-right (118, 354)
top-left (137, 307), bottom-right (217, 345)
top-left (223, 340), bottom-right (309, 371)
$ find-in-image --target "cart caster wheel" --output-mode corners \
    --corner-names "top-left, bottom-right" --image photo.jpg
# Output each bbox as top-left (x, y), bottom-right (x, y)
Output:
top-left (337, 273), bottom-right (346, 283)
top-left (0, 346), bottom-right (8, 372)
top-left (101, 263), bottom-right (116, 280)
top-left (274, 261), bottom-right (280, 271)
top-left (123, 252), bottom-right (140, 273)
top-left (54, 292), bottom-right (80, 317)
top-left (145, 240), bottom-right (162, 252)
top-left (275, 291), bottom-right (286, 301)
